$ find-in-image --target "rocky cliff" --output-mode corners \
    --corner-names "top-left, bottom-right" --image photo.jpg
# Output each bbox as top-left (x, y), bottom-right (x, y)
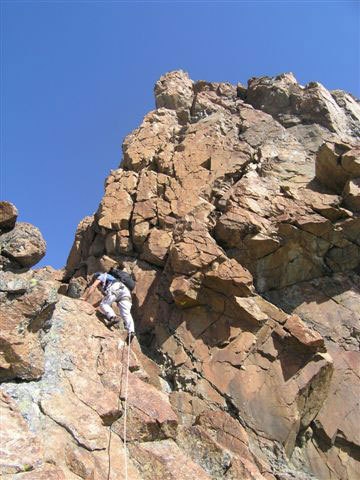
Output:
top-left (1, 71), bottom-right (359, 480)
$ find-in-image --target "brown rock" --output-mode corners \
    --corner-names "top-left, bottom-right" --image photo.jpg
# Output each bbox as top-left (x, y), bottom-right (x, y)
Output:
top-left (243, 233), bottom-right (281, 258)
top-left (92, 433), bottom-right (142, 480)
top-left (190, 412), bottom-right (267, 479)
top-left (341, 146), bottom-right (360, 176)
top-left (0, 201), bottom-right (18, 231)
top-left (315, 142), bottom-right (359, 193)
top-left (169, 228), bottom-right (226, 276)
top-left (154, 70), bottom-right (194, 123)
top-left (105, 229), bottom-right (133, 255)
top-left (211, 331), bottom-right (257, 366)
top-left (265, 272), bottom-right (360, 350)
top-left (192, 81), bottom-right (239, 118)
top-left (0, 222), bottom-right (46, 268)
top-left (232, 296), bottom-right (268, 325)
top-left (246, 73), bottom-right (358, 135)
top-left (0, 270), bottom-right (58, 381)
top-left (225, 457), bottom-right (268, 480)
top-left (3, 465), bottom-right (66, 479)
top-left (132, 265), bottom-right (162, 332)
top-left (98, 190), bottom-right (133, 231)
top-left (215, 205), bottom-right (267, 248)
top-left (169, 275), bottom-right (201, 308)
top-left (284, 314), bottom-right (324, 350)
top-left (175, 425), bottom-right (232, 478)
top-left (196, 410), bottom-right (252, 459)
top-left (64, 443), bottom-right (101, 479)
top-left (174, 109), bottom-right (251, 181)
top-left (315, 347), bottom-right (360, 447)
top-left (85, 254), bottom-right (118, 275)
top-left (342, 177), bottom-right (360, 211)
top-left (202, 330), bottom-right (332, 457)
top-left (254, 229), bottom-right (330, 292)
top-left (129, 439), bottom-right (211, 480)
top-left (0, 392), bottom-right (43, 475)
top-left (325, 241), bottom-right (360, 272)
top-left (298, 435), bottom-right (359, 480)
top-left (204, 258), bottom-right (254, 297)
top-left (238, 102), bottom-right (286, 148)
top-left (169, 391), bottom-right (208, 426)
top-left (141, 228), bottom-right (172, 266)
top-left (114, 372), bottom-right (178, 440)
top-left (295, 214), bottom-right (332, 237)
top-left (65, 215), bottom-right (95, 275)
top-left (122, 108), bottom-right (179, 172)
top-left (131, 199), bottom-right (157, 249)
top-left (65, 370), bottom-right (122, 424)
top-left (266, 273), bottom-right (360, 477)
top-left (40, 393), bottom-right (109, 451)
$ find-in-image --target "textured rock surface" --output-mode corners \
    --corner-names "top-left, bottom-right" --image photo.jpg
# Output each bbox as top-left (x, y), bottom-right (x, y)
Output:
top-left (0, 269), bottom-right (59, 381)
top-left (0, 222), bottom-right (46, 269)
top-left (0, 201), bottom-right (18, 231)
top-left (2, 71), bottom-right (360, 479)
top-left (266, 272), bottom-right (360, 480)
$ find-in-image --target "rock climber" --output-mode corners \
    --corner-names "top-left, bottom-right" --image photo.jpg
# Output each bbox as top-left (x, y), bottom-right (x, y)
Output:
top-left (81, 271), bottom-right (135, 341)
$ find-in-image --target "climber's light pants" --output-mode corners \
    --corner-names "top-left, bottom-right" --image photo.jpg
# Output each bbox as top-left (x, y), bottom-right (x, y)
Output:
top-left (99, 283), bottom-right (135, 333)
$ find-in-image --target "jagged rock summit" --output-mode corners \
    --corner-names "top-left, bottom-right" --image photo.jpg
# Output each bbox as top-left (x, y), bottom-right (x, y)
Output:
top-left (1, 71), bottom-right (359, 480)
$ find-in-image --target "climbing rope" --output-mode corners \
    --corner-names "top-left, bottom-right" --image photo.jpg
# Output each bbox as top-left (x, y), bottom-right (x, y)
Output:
top-left (107, 334), bottom-right (131, 480)
top-left (123, 335), bottom-right (131, 480)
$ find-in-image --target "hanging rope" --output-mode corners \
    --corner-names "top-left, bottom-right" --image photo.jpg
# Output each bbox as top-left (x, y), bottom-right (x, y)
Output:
top-left (123, 335), bottom-right (131, 480)
top-left (107, 334), bottom-right (131, 480)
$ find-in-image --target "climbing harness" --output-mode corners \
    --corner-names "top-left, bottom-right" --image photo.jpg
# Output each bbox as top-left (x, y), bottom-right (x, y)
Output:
top-left (107, 334), bottom-right (131, 480)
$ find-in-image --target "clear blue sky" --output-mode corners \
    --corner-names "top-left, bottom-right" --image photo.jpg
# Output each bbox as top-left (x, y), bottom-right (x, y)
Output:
top-left (1, 1), bottom-right (359, 269)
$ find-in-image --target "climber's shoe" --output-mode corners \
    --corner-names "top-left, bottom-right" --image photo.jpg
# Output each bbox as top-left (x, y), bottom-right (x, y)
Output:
top-left (126, 331), bottom-right (136, 344)
top-left (107, 316), bottom-right (120, 328)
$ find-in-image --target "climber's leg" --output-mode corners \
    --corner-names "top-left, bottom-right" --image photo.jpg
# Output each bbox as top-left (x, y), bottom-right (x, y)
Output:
top-left (99, 291), bottom-right (117, 321)
top-left (117, 297), bottom-right (135, 333)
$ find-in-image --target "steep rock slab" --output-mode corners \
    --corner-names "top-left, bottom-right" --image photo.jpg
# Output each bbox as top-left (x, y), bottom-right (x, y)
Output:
top-left (266, 273), bottom-right (360, 479)
top-left (158, 255), bottom-right (332, 459)
top-left (1, 296), bottom-right (164, 479)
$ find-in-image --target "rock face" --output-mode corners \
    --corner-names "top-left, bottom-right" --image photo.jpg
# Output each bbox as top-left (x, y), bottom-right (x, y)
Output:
top-left (0, 269), bottom-right (58, 381)
top-left (1, 71), bottom-right (360, 479)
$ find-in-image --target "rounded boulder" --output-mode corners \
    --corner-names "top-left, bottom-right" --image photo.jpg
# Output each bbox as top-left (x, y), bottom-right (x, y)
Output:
top-left (0, 222), bottom-right (46, 268)
top-left (0, 201), bottom-right (18, 231)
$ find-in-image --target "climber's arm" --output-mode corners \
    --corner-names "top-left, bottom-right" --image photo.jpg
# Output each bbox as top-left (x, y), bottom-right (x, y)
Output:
top-left (81, 279), bottom-right (101, 302)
